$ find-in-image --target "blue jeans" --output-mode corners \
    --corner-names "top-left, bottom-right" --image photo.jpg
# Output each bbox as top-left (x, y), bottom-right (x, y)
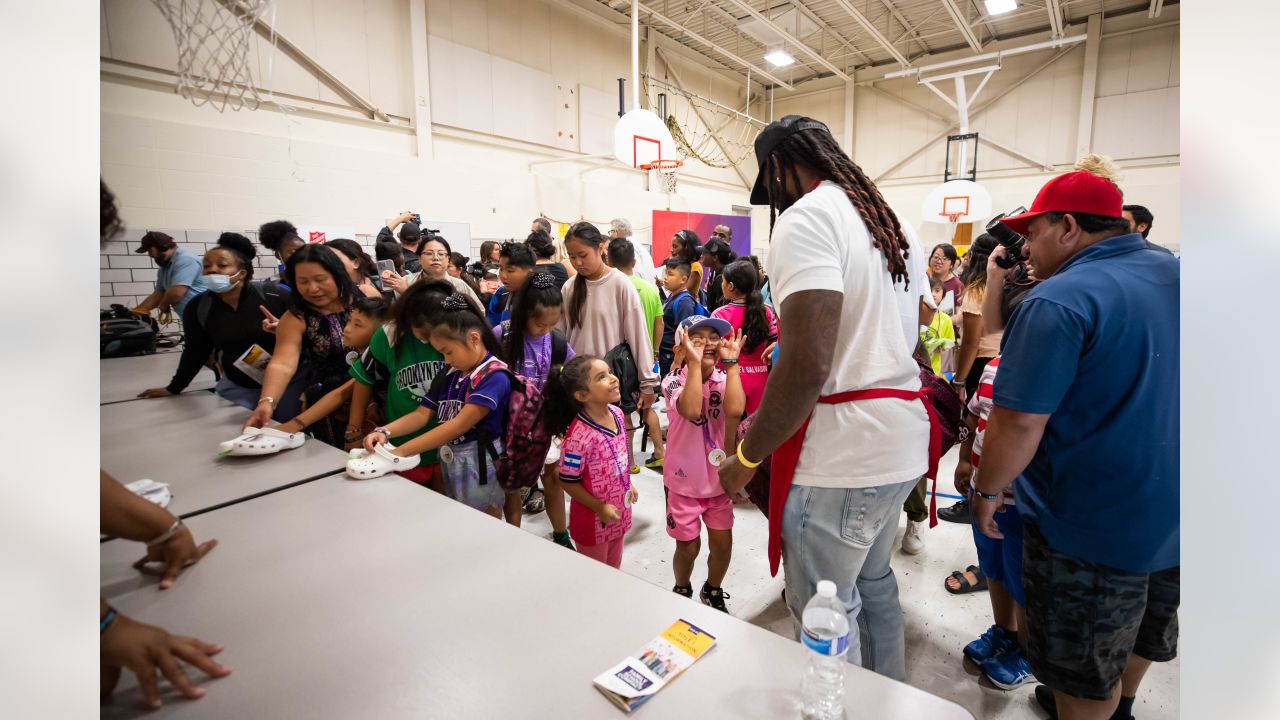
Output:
top-left (215, 373), bottom-right (305, 422)
top-left (781, 477), bottom-right (919, 682)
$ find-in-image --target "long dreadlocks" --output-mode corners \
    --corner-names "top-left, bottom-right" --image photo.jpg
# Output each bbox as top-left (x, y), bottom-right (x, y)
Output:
top-left (764, 129), bottom-right (911, 289)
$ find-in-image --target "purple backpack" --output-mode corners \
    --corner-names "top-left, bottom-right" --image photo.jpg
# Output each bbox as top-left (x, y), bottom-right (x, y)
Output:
top-left (470, 334), bottom-right (568, 491)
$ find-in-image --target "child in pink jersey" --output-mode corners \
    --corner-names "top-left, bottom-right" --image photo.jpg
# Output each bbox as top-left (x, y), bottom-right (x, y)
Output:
top-left (543, 355), bottom-right (638, 568)
top-left (662, 316), bottom-right (745, 612)
top-left (711, 259), bottom-right (777, 415)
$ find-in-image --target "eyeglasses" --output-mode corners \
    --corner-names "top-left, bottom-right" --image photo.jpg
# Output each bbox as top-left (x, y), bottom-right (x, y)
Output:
top-left (420, 251), bottom-right (448, 258)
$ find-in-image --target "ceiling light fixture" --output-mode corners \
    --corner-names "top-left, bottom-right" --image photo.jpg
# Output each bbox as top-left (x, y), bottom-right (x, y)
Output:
top-left (984, 0), bottom-right (1017, 15)
top-left (764, 49), bottom-right (795, 67)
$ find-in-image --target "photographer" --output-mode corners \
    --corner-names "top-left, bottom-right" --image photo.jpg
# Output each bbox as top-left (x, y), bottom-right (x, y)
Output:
top-left (377, 211), bottom-right (424, 274)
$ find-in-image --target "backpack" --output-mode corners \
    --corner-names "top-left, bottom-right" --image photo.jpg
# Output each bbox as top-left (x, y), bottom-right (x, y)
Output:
top-left (668, 290), bottom-right (707, 319)
top-left (604, 342), bottom-right (640, 415)
top-left (100, 305), bottom-right (158, 358)
top-left (429, 357), bottom-right (557, 491)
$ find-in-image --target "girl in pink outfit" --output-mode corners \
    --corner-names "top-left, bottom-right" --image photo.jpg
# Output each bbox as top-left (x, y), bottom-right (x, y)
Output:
top-left (711, 260), bottom-right (778, 415)
top-left (543, 355), bottom-right (638, 568)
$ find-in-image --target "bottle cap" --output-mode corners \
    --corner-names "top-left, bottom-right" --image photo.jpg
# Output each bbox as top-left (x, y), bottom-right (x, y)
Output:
top-left (816, 580), bottom-right (836, 598)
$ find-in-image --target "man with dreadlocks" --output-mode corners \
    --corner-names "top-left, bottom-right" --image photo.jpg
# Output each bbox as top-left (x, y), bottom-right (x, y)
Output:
top-left (719, 116), bottom-right (935, 682)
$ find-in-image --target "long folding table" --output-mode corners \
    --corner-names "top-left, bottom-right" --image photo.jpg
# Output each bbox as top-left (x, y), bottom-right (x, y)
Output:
top-left (100, 392), bottom-right (348, 519)
top-left (100, 475), bottom-right (973, 719)
top-left (101, 352), bottom-right (217, 405)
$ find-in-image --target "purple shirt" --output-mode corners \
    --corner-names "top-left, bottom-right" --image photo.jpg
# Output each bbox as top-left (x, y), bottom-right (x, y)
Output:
top-left (493, 325), bottom-right (576, 392)
top-left (422, 356), bottom-right (512, 445)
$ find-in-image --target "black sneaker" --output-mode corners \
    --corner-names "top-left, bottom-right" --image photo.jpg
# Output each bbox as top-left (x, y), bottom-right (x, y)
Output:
top-left (523, 487), bottom-right (545, 514)
top-left (700, 582), bottom-right (731, 613)
top-left (938, 499), bottom-right (972, 524)
top-left (673, 584), bottom-right (693, 599)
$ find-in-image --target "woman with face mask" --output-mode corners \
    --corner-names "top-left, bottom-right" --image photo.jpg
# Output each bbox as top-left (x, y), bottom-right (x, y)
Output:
top-left (138, 233), bottom-right (305, 418)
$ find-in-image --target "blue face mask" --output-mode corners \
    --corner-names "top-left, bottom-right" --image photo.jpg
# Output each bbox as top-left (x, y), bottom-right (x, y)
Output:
top-left (196, 272), bottom-right (242, 293)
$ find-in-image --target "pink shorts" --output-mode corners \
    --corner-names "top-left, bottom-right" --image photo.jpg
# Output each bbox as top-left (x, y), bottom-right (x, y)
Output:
top-left (664, 489), bottom-right (734, 541)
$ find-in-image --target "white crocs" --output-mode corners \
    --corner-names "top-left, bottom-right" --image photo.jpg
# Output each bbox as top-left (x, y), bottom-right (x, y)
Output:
top-left (219, 427), bottom-right (306, 456)
top-left (345, 442), bottom-right (420, 480)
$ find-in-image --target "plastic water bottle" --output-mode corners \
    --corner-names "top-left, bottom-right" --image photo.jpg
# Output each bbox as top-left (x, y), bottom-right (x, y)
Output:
top-left (800, 580), bottom-right (849, 720)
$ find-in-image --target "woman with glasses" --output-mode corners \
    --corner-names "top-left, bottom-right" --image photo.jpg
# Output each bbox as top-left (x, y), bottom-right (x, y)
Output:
top-left (401, 234), bottom-right (482, 306)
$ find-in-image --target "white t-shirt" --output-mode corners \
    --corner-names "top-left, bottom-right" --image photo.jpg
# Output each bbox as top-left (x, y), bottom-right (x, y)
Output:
top-left (895, 222), bottom-right (934, 354)
top-left (767, 181), bottom-right (930, 488)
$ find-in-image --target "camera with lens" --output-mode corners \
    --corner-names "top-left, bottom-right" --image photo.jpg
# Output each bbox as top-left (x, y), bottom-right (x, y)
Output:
top-left (986, 206), bottom-right (1028, 269)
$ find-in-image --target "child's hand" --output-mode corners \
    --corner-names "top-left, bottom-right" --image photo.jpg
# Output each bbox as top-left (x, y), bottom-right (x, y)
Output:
top-left (718, 328), bottom-right (744, 362)
top-left (598, 503), bottom-right (621, 525)
top-left (954, 459), bottom-right (974, 496)
top-left (628, 486), bottom-right (639, 506)
top-left (363, 431), bottom-right (387, 453)
top-left (274, 419), bottom-right (305, 434)
top-left (681, 329), bottom-right (705, 361)
top-left (761, 341), bottom-right (778, 367)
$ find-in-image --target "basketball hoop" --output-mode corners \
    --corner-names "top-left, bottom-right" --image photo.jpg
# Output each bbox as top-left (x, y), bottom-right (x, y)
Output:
top-left (641, 158), bottom-right (683, 194)
top-left (638, 159), bottom-right (683, 172)
top-left (150, 0), bottom-right (271, 112)
top-left (941, 211), bottom-right (965, 225)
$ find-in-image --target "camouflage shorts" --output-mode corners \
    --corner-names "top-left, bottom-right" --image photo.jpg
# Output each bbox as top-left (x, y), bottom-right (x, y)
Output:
top-left (1022, 521), bottom-right (1179, 701)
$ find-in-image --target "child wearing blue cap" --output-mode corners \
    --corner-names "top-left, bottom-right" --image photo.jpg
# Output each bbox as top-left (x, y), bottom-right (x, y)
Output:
top-left (661, 315), bottom-right (745, 612)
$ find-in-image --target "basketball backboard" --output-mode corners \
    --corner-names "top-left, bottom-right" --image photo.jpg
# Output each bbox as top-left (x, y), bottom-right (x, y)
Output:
top-left (921, 180), bottom-right (993, 224)
top-left (614, 109), bottom-right (679, 170)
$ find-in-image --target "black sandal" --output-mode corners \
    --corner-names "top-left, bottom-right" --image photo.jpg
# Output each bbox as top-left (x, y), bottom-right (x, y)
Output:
top-left (944, 565), bottom-right (989, 595)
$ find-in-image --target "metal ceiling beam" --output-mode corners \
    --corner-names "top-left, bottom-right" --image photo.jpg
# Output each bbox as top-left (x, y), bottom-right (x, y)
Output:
top-left (877, 0), bottom-right (932, 54)
top-left (719, 0), bottom-right (850, 80)
top-left (873, 44), bottom-right (1078, 180)
top-left (1148, 0), bottom-right (1165, 18)
top-left (1046, 0), bottom-right (1065, 38)
top-left (637, 4), bottom-right (794, 89)
top-left (788, 0), bottom-right (875, 66)
top-left (940, 0), bottom-right (984, 52)
top-left (830, 0), bottom-right (912, 66)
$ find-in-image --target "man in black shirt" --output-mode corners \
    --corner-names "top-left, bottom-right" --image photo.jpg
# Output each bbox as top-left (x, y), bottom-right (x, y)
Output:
top-left (700, 233), bottom-right (737, 312)
top-left (377, 211), bottom-right (424, 273)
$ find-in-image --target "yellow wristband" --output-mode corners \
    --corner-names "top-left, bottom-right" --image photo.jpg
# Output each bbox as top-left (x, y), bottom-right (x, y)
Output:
top-left (736, 441), bottom-right (763, 469)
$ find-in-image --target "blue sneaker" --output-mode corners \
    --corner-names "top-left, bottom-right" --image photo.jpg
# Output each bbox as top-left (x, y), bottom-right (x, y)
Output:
top-left (963, 624), bottom-right (1014, 664)
top-left (981, 647), bottom-right (1037, 690)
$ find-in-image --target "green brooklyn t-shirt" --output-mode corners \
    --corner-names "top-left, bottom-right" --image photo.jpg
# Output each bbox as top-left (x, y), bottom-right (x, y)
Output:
top-left (350, 324), bottom-right (446, 465)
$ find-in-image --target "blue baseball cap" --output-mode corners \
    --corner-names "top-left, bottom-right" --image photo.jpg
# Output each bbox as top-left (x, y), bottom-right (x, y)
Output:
top-left (679, 315), bottom-right (731, 338)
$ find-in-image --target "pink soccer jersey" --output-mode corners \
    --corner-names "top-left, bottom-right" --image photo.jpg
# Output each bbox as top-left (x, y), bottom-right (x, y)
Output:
top-left (559, 405), bottom-right (633, 547)
top-left (711, 302), bottom-right (777, 415)
top-left (661, 366), bottom-right (729, 499)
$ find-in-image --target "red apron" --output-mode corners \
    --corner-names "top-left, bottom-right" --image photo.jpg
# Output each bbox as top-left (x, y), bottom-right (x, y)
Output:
top-left (766, 387), bottom-right (941, 577)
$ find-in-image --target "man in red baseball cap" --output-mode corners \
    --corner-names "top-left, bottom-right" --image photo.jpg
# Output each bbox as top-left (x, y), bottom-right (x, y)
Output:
top-left (971, 168), bottom-right (1180, 720)
top-left (997, 170), bottom-right (1128, 279)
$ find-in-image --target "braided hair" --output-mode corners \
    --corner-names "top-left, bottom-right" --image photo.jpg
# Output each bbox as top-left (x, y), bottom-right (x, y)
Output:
top-left (763, 123), bottom-right (911, 289)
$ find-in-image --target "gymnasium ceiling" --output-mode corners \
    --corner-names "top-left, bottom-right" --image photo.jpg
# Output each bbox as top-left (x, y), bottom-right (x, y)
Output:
top-left (593, 0), bottom-right (1176, 87)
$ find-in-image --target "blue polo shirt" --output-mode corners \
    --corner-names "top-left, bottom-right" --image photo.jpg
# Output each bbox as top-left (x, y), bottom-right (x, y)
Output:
top-left (156, 249), bottom-right (207, 316)
top-left (995, 233), bottom-right (1179, 573)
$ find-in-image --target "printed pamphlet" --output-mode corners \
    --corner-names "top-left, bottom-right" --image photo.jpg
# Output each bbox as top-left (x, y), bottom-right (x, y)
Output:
top-left (593, 619), bottom-right (717, 712)
top-left (234, 344), bottom-right (272, 385)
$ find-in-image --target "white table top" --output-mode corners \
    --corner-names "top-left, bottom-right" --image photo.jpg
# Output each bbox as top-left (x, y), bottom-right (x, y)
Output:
top-left (101, 352), bottom-right (216, 405)
top-left (100, 476), bottom-right (972, 719)
top-left (100, 393), bottom-right (348, 518)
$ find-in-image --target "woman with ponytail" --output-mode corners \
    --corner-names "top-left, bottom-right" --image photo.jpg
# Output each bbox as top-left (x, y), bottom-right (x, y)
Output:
top-left (711, 259), bottom-right (778, 415)
top-left (557, 222), bottom-right (658, 415)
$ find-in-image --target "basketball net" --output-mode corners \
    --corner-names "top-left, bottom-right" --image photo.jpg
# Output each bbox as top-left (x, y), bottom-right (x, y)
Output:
top-left (150, 0), bottom-right (270, 112)
top-left (641, 158), bottom-right (683, 194)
